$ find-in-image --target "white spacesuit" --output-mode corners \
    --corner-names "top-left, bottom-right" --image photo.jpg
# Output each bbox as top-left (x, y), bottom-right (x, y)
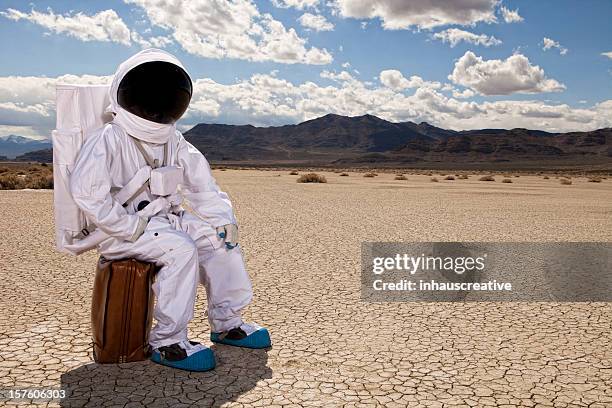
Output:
top-left (70, 49), bottom-right (270, 371)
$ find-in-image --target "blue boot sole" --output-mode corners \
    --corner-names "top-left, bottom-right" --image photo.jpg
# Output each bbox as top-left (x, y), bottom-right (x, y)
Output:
top-left (211, 328), bottom-right (271, 349)
top-left (150, 348), bottom-right (216, 372)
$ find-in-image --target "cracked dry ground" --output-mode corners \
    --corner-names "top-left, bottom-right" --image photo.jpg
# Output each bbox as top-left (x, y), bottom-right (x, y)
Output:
top-left (1, 171), bottom-right (611, 407)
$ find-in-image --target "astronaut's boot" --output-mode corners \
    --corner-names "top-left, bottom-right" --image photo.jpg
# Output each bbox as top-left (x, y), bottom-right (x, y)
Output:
top-left (151, 340), bottom-right (215, 371)
top-left (211, 322), bottom-right (271, 349)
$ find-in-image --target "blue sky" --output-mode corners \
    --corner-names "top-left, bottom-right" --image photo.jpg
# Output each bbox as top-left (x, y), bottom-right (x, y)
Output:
top-left (0, 0), bottom-right (611, 139)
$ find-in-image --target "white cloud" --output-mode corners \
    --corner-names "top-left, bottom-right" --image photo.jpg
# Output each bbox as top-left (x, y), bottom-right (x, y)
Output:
top-left (1, 7), bottom-right (177, 50)
top-left (602, 51), bottom-right (612, 59)
top-left (298, 13), bottom-right (334, 31)
top-left (125, 0), bottom-right (333, 65)
top-left (449, 51), bottom-right (566, 95)
top-left (2, 71), bottom-right (609, 139)
top-left (500, 6), bottom-right (523, 23)
top-left (452, 88), bottom-right (475, 99)
top-left (0, 74), bottom-right (111, 137)
top-left (379, 70), bottom-right (440, 91)
top-left (272, 0), bottom-right (319, 10)
top-left (131, 32), bottom-right (173, 48)
top-left (1, 8), bottom-right (132, 45)
top-left (333, 0), bottom-right (498, 30)
top-left (433, 28), bottom-right (501, 48)
top-left (341, 62), bottom-right (351, 68)
top-left (320, 70), bottom-right (356, 83)
top-left (542, 37), bottom-right (568, 55)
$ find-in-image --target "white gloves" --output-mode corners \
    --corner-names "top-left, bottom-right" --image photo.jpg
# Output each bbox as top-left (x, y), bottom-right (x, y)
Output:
top-left (216, 224), bottom-right (239, 249)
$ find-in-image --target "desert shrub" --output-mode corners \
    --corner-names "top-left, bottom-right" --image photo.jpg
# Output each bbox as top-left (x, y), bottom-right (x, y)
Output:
top-left (543, 175), bottom-right (550, 180)
top-left (444, 175), bottom-right (455, 180)
top-left (479, 175), bottom-right (495, 182)
top-left (363, 173), bottom-right (377, 178)
top-left (502, 178), bottom-right (513, 183)
top-left (339, 172), bottom-right (349, 176)
top-left (426, 172), bottom-right (433, 176)
top-left (588, 177), bottom-right (602, 183)
top-left (457, 174), bottom-right (468, 179)
top-left (560, 178), bottom-right (572, 185)
top-left (0, 167), bottom-right (8, 174)
top-left (0, 174), bottom-right (25, 190)
top-left (395, 175), bottom-right (407, 180)
top-left (25, 174), bottom-right (53, 189)
top-left (430, 177), bottom-right (439, 182)
top-left (289, 170), bottom-right (299, 175)
top-left (297, 173), bottom-right (327, 183)
top-left (40, 162), bottom-right (48, 167)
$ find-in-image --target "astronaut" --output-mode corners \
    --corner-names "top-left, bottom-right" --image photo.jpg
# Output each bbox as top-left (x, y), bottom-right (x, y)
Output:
top-left (70, 49), bottom-right (270, 372)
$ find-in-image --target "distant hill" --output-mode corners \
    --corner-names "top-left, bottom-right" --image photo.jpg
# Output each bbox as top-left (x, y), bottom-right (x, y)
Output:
top-left (0, 135), bottom-right (51, 159)
top-left (12, 149), bottom-right (53, 163)
top-left (6, 115), bottom-right (611, 170)
top-left (184, 114), bottom-right (612, 169)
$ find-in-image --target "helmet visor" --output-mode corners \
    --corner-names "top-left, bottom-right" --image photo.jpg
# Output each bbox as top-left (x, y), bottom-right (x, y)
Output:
top-left (117, 61), bottom-right (192, 124)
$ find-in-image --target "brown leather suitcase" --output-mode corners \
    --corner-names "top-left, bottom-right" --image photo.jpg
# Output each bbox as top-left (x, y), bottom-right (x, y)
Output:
top-left (91, 257), bottom-right (157, 363)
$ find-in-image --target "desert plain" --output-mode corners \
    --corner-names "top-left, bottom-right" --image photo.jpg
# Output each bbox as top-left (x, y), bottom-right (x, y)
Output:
top-left (0, 169), bottom-right (611, 407)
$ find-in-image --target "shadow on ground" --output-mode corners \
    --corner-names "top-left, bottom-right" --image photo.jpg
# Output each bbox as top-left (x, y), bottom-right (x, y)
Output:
top-left (60, 345), bottom-right (271, 407)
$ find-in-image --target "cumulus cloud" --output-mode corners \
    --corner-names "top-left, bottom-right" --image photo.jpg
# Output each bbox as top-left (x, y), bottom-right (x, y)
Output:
top-left (452, 88), bottom-right (475, 99)
top-left (0, 74), bottom-right (111, 135)
top-left (500, 6), bottom-right (523, 23)
top-left (1, 7), bottom-right (177, 50)
top-left (333, 0), bottom-right (498, 29)
top-left (379, 70), bottom-right (440, 91)
top-left (602, 51), bottom-right (612, 59)
top-left (449, 51), bottom-right (566, 95)
top-left (2, 71), bottom-right (609, 140)
top-left (298, 13), bottom-right (334, 31)
top-left (1, 8), bottom-right (132, 45)
top-left (272, 0), bottom-right (319, 10)
top-left (125, 0), bottom-right (332, 65)
top-left (542, 37), bottom-right (568, 55)
top-left (433, 28), bottom-right (501, 48)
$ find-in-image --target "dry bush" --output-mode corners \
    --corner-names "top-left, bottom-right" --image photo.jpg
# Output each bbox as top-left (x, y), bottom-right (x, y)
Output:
top-left (339, 173), bottom-right (349, 176)
top-left (479, 175), bottom-right (495, 182)
top-left (457, 174), bottom-right (468, 180)
top-left (0, 174), bottom-right (25, 190)
top-left (588, 177), bottom-right (602, 183)
top-left (444, 175), bottom-right (455, 180)
top-left (363, 172), bottom-right (377, 178)
top-left (502, 178), bottom-right (513, 183)
top-left (25, 174), bottom-right (53, 189)
top-left (543, 175), bottom-right (550, 179)
top-left (0, 167), bottom-right (8, 174)
top-left (560, 178), bottom-right (572, 185)
top-left (395, 175), bottom-right (407, 180)
top-left (430, 177), bottom-right (439, 182)
top-left (289, 170), bottom-right (299, 175)
top-left (297, 173), bottom-right (327, 183)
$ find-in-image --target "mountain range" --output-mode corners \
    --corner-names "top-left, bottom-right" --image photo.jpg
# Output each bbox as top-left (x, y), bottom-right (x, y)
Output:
top-left (0, 135), bottom-right (51, 159)
top-left (184, 114), bottom-right (612, 169)
top-left (3, 114), bottom-right (611, 170)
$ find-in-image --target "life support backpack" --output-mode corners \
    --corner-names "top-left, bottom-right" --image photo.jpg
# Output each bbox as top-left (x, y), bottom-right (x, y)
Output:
top-left (52, 84), bottom-right (113, 254)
